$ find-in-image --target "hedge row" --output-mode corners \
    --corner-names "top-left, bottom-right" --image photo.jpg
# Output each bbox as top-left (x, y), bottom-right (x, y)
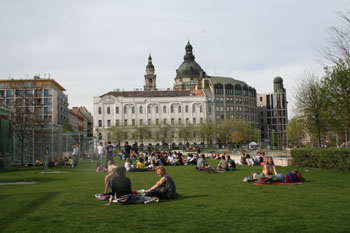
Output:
top-left (291, 148), bottom-right (350, 171)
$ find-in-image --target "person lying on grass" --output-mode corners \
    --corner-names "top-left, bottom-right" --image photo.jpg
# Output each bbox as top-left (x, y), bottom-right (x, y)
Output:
top-left (105, 166), bottom-right (158, 206)
top-left (104, 166), bottom-right (118, 194)
top-left (96, 163), bottom-right (107, 173)
top-left (145, 166), bottom-right (177, 200)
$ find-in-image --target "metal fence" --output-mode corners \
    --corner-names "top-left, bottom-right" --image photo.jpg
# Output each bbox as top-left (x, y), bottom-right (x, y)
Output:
top-left (11, 125), bottom-right (95, 165)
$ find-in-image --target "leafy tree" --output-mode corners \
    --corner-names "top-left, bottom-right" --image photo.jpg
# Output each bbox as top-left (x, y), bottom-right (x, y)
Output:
top-left (295, 73), bottom-right (328, 147)
top-left (323, 62), bottom-right (350, 140)
top-left (197, 119), bottom-right (217, 145)
top-left (131, 125), bottom-right (151, 144)
top-left (178, 123), bottom-right (195, 146)
top-left (107, 127), bottom-right (126, 150)
top-left (62, 119), bottom-right (74, 133)
top-left (287, 117), bottom-right (306, 148)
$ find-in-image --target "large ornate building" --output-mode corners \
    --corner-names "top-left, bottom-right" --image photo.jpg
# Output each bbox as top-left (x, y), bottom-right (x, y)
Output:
top-left (94, 41), bottom-right (286, 147)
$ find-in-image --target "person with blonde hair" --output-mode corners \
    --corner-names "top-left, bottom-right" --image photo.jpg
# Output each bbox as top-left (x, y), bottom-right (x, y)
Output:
top-left (145, 166), bottom-right (176, 199)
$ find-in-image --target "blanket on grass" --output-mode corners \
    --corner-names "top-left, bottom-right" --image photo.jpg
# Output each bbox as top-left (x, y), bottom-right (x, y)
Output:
top-left (254, 182), bottom-right (304, 185)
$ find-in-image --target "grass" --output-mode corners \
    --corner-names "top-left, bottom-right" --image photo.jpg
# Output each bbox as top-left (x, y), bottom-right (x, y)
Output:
top-left (0, 159), bottom-right (350, 233)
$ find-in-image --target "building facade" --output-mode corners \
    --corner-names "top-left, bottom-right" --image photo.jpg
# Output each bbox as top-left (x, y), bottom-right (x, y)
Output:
top-left (68, 106), bottom-right (93, 137)
top-left (94, 41), bottom-right (286, 147)
top-left (257, 77), bottom-right (288, 148)
top-left (0, 76), bottom-right (68, 125)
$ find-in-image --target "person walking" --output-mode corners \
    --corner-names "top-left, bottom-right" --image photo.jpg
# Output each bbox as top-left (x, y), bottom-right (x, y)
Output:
top-left (44, 145), bottom-right (50, 171)
top-left (105, 141), bottom-right (114, 168)
top-left (97, 142), bottom-right (104, 167)
top-left (72, 144), bottom-right (80, 168)
top-left (124, 141), bottom-right (131, 160)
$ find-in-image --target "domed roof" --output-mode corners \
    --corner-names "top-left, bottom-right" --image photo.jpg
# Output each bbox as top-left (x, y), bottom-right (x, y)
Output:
top-left (273, 76), bottom-right (283, 83)
top-left (146, 53), bottom-right (154, 69)
top-left (176, 41), bottom-right (203, 77)
top-left (176, 60), bottom-right (203, 77)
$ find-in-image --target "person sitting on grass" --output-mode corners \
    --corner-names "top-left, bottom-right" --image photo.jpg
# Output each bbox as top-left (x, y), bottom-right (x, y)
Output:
top-left (216, 155), bottom-right (228, 171)
top-left (105, 166), bottom-right (157, 206)
top-left (124, 158), bottom-right (135, 172)
top-left (104, 166), bottom-right (118, 194)
top-left (196, 154), bottom-right (211, 171)
top-left (145, 166), bottom-right (176, 200)
top-left (96, 163), bottom-right (107, 173)
top-left (226, 155), bottom-right (236, 171)
top-left (252, 156), bottom-right (278, 180)
top-left (240, 153), bottom-right (248, 165)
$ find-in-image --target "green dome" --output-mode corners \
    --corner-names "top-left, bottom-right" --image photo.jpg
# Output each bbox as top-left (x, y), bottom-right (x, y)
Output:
top-left (273, 76), bottom-right (283, 83)
top-left (176, 60), bottom-right (203, 77)
top-left (176, 41), bottom-right (203, 77)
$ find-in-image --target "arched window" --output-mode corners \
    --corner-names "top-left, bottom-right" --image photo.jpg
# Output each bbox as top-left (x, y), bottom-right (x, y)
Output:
top-left (171, 105), bottom-right (174, 113)
top-left (163, 106), bottom-right (167, 113)
top-left (115, 106), bottom-right (119, 114)
top-left (214, 84), bottom-right (223, 94)
top-left (132, 106), bottom-right (135, 114)
top-left (185, 105), bottom-right (189, 113)
top-left (139, 106), bottom-right (143, 114)
top-left (124, 106), bottom-right (127, 114)
top-left (225, 84), bottom-right (233, 95)
top-left (235, 84), bottom-right (242, 95)
top-left (243, 86), bottom-right (248, 96)
top-left (156, 106), bottom-right (159, 113)
top-left (178, 106), bottom-right (181, 113)
top-left (192, 105), bottom-right (196, 113)
top-left (147, 105), bottom-right (151, 113)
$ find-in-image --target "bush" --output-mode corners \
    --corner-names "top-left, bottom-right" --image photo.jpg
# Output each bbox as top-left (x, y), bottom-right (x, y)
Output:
top-left (291, 148), bottom-right (350, 171)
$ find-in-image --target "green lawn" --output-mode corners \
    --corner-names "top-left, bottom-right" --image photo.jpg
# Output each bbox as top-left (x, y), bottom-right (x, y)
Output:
top-left (0, 159), bottom-right (349, 233)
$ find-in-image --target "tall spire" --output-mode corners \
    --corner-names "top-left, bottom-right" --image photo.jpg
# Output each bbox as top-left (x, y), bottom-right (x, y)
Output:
top-left (144, 53), bottom-right (157, 91)
top-left (184, 41), bottom-right (195, 61)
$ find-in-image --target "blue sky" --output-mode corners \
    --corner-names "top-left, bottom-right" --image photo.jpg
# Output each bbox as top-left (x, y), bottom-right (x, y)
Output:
top-left (1, 0), bottom-right (349, 117)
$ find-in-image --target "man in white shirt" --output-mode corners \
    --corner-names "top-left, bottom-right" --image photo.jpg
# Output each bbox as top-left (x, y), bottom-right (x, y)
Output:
top-left (98, 142), bottom-right (104, 166)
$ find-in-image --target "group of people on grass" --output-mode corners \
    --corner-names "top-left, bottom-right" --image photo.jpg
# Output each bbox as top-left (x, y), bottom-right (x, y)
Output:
top-left (196, 153), bottom-right (236, 172)
top-left (100, 165), bottom-right (176, 206)
top-left (243, 156), bottom-right (305, 184)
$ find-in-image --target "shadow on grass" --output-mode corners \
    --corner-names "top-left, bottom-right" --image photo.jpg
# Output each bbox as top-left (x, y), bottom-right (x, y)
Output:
top-left (175, 194), bottom-right (208, 200)
top-left (1, 191), bottom-right (60, 231)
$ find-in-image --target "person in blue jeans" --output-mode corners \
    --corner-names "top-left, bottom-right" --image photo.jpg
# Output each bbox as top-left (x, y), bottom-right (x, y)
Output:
top-left (44, 146), bottom-right (50, 171)
top-left (72, 144), bottom-right (80, 168)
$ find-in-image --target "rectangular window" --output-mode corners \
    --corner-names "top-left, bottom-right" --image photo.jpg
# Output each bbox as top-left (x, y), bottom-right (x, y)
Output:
top-left (185, 105), bottom-right (189, 113)
top-left (6, 90), bottom-right (14, 97)
top-left (171, 118), bottom-right (174, 125)
top-left (208, 97), bottom-right (212, 103)
top-left (124, 106), bottom-right (127, 114)
top-left (163, 119), bottom-right (167, 125)
top-left (124, 119), bottom-right (128, 126)
top-left (193, 118), bottom-right (196, 124)
top-left (156, 106), bottom-right (159, 113)
top-left (139, 106), bottom-right (143, 114)
top-left (44, 98), bottom-right (52, 105)
top-left (132, 119), bottom-right (135, 126)
top-left (116, 120), bottom-right (120, 126)
top-left (148, 105), bottom-right (151, 113)
top-left (140, 119), bottom-right (143, 125)
top-left (44, 107), bottom-right (52, 114)
top-left (200, 118), bottom-right (203, 123)
top-left (171, 106), bottom-right (174, 113)
top-left (178, 106), bottom-right (181, 113)
top-left (98, 120), bottom-right (102, 127)
top-left (156, 119), bottom-right (159, 125)
top-left (186, 118), bottom-right (189, 124)
top-left (107, 120), bottom-right (111, 126)
top-left (178, 118), bottom-right (182, 124)
top-left (98, 107), bottom-right (102, 114)
top-left (44, 89), bottom-right (52, 97)
top-left (148, 119), bottom-right (151, 125)
top-left (200, 105), bottom-right (202, 112)
top-left (192, 105), bottom-right (195, 113)
top-left (116, 107), bottom-right (119, 114)
top-left (107, 107), bottom-right (110, 114)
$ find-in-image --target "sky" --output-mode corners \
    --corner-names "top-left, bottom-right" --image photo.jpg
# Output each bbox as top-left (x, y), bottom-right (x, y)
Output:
top-left (1, 0), bottom-right (349, 118)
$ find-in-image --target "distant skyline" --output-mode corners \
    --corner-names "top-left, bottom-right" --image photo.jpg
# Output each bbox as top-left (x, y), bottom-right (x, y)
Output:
top-left (1, 0), bottom-right (349, 117)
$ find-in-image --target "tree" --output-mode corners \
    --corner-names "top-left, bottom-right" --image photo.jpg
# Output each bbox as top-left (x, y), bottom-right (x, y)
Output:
top-left (10, 88), bottom-right (46, 166)
top-left (197, 119), bottom-right (217, 145)
top-left (295, 73), bottom-right (327, 147)
top-left (62, 119), bottom-right (74, 133)
top-left (107, 127), bottom-right (126, 150)
top-left (131, 125), bottom-right (151, 144)
top-left (155, 124), bottom-right (173, 149)
top-left (323, 62), bottom-right (350, 141)
top-left (287, 117), bottom-right (306, 148)
top-left (178, 123), bottom-right (195, 147)
top-left (319, 10), bottom-right (350, 68)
